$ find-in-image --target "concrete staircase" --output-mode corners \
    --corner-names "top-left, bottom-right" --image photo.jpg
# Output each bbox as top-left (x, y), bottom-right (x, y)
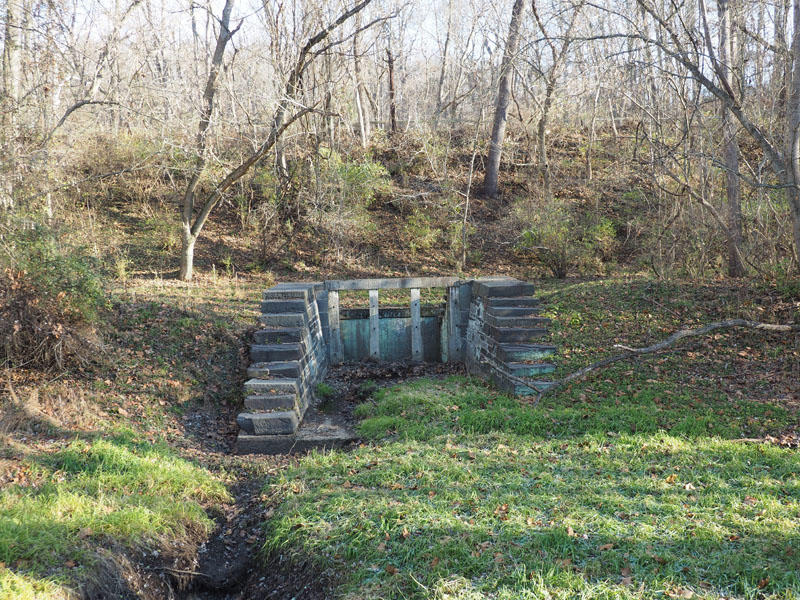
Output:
top-left (236, 283), bottom-right (332, 451)
top-left (237, 277), bottom-right (556, 454)
top-left (465, 280), bottom-right (556, 396)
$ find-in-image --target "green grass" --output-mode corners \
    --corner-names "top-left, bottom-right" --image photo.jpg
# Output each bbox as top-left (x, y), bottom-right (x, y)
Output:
top-left (262, 278), bottom-right (800, 599)
top-left (266, 378), bottom-right (799, 599)
top-left (0, 434), bottom-right (230, 598)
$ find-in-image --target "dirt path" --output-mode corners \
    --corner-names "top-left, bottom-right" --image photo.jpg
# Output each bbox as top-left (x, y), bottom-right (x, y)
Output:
top-left (130, 362), bottom-right (466, 599)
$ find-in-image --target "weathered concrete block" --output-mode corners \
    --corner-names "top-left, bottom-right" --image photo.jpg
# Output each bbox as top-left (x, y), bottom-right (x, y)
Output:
top-left (507, 362), bottom-right (556, 377)
top-left (263, 282), bottom-right (320, 301)
top-left (487, 326), bottom-right (548, 343)
top-left (244, 394), bottom-right (297, 411)
top-left (250, 343), bottom-right (303, 362)
top-left (244, 378), bottom-right (299, 396)
top-left (512, 380), bottom-right (556, 396)
top-left (473, 280), bottom-right (536, 298)
top-left (253, 328), bottom-right (304, 344)
top-left (246, 361), bottom-right (302, 379)
top-left (259, 313), bottom-right (308, 328)
top-left (486, 296), bottom-right (540, 307)
top-left (484, 314), bottom-right (550, 329)
top-left (497, 343), bottom-right (556, 362)
top-left (486, 306), bottom-right (542, 317)
top-left (260, 299), bottom-right (308, 314)
top-left (237, 411), bottom-right (299, 435)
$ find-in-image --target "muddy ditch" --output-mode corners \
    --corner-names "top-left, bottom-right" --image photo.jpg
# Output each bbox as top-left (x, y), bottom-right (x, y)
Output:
top-left (90, 362), bottom-right (464, 600)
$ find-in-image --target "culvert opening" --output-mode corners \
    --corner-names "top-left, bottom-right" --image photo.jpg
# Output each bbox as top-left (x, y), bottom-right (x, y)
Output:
top-left (236, 276), bottom-right (556, 455)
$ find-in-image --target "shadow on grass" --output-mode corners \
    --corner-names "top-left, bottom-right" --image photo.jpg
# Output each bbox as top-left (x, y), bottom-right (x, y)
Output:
top-left (264, 371), bottom-right (799, 599)
top-left (266, 432), bottom-right (800, 599)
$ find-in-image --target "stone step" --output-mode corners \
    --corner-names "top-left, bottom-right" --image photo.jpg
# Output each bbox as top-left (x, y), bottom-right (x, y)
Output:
top-left (487, 296), bottom-right (540, 308)
top-left (507, 362), bottom-right (556, 377)
top-left (237, 411), bottom-right (299, 435)
top-left (486, 306), bottom-right (542, 317)
top-left (474, 280), bottom-right (536, 298)
top-left (244, 378), bottom-right (299, 396)
top-left (497, 343), bottom-right (557, 362)
top-left (244, 393), bottom-right (297, 411)
top-left (488, 327), bottom-right (548, 343)
top-left (260, 299), bottom-right (308, 314)
top-left (484, 314), bottom-right (550, 329)
top-left (250, 343), bottom-right (303, 362)
top-left (236, 411), bottom-right (356, 455)
top-left (246, 361), bottom-right (301, 379)
top-left (262, 283), bottom-right (317, 301)
top-left (259, 313), bottom-right (308, 328)
top-left (512, 380), bottom-right (557, 397)
top-left (253, 327), bottom-right (304, 344)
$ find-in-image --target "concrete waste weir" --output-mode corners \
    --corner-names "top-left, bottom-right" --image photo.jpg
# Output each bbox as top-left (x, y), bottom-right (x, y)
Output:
top-left (236, 276), bottom-right (555, 454)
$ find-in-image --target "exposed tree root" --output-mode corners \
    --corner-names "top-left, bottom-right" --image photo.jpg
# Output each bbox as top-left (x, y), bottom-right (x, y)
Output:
top-left (537, 319), bottom-right (800, 401)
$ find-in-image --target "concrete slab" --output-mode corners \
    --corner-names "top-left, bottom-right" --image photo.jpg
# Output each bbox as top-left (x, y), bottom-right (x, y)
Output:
top-left (236, 411), bottom-right (299, 435)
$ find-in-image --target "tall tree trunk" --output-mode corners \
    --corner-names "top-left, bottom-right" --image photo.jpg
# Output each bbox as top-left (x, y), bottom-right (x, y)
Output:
top-left (483, 0), bottom-right (525, 197)
top-left (353, 24), bottom-right (369, 147)
top-left (776, 0), bottom-right (791, 129)
top-left (434, 0), bottom-right (452, 126)
top-left (1, 0), bottom-right (22, 210)
top-left (718, 0), bottom-right (745, 276)
top-left (178, 0), bottom-right (375, 281)
top-left (537, 79), bottom-right (555, 203)
top-left (787, 0), bottom-right (800, 265)
top-left (179, 0), bottom-right (236, 281)
top-left (585, 85), bottom-right (601, 181)
top-left (386, 46), bottom-right (397, 135)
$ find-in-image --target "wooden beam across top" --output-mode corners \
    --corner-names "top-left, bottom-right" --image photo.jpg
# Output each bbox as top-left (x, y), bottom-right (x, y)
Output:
top-left (324, 276), bottom-right (462, 291)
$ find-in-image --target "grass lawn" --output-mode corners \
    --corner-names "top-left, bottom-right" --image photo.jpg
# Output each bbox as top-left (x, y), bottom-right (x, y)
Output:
top-left (264, 278), bottom-right (800, 599)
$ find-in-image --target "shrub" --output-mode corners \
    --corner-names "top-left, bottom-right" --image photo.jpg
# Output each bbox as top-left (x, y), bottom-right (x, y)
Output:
top-left (405, 208), bottom-right (439, 256)
top-left (518, 199), bottom-right (573, 278)
top-left (303, 149), bottom-right (390, 260)
top-left (143, 210), bottom-right (181, 253)
top-left (327, 150), bottom-right (390, 207)
top-left (0, 220), bottom-right (106, 371)
top-left (3, 222), bottom-right (107, 322)
top-left (517, 199), bottom-right (618, 278)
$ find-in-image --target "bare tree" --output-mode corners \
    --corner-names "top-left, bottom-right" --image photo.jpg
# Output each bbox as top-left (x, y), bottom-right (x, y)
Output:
top-left (711, 0), bottom-right (745, 276)
top-left (386, 44), bottom-right (398, 135)
top-left (178, 0), bottom-right (377, 280)
top-left (1, 0), bottom-right (22, 210)
top-left (635, 0), bottom-right (800, 269)
top-left (483, 0), bottom-right (525, 197)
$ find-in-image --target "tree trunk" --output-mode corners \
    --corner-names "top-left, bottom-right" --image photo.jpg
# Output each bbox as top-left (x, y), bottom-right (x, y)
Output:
top-left (787, 0), bottom-right (800, 265)
top-left (1, 0), bottom-right (22, 210)
top-left (179, 226), bottom-right (196, 282)
top-left (353, 24), bottom-right (369, 147)
top-left (585, 85), bottom-right (601, 181)
top-left (718, 0), bottom-right (745, 276)
top-left (434, 0), bottom-right (452, 126)
top-left (386, 46), bottom-right (397, 135)
top-left (179, 0), bottom-right (236, 281)
top-left (483, 0), bottom-right (525, 197)
top-left (537, 79), bottom-right (555, 203)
